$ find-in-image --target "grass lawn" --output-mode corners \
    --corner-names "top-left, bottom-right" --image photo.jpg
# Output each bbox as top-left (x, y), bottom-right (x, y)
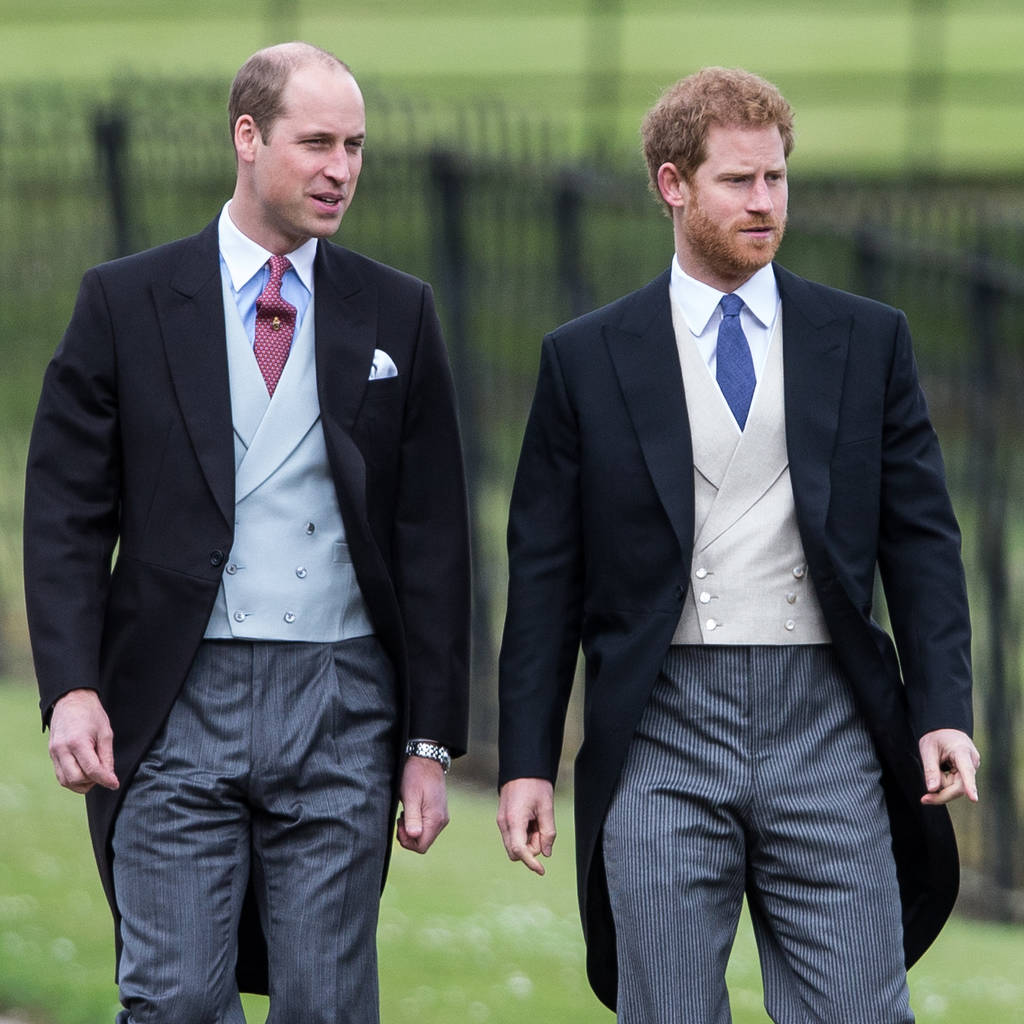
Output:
top-left (2, 0), bottom-right (1023, 173)
top-left (1, 679), bottom-right (1022, 1023)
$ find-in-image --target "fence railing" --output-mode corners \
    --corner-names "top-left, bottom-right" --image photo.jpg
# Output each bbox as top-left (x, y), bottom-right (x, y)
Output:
top-left (2, 80), bottom-right (1021, 905)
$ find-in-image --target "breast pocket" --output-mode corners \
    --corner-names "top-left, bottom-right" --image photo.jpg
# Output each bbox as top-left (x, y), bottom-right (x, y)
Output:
top-left (354, 377), bottom-right (403, 445)
top-left (362, 377), bottom-right (402, 401)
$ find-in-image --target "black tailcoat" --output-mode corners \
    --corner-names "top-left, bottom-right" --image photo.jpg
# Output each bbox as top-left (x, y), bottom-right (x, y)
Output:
top-left (25, 220), bottom-right (471, 991)
top-left (499, 265), bottom-right (972, 1010)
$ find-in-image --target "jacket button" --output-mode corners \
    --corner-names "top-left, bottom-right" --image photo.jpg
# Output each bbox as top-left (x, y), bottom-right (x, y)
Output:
top-left (210, 550), bottom-right (225, 567)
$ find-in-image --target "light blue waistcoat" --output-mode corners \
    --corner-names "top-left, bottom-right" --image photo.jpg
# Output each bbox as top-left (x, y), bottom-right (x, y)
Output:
top-left (204, 275), bottom-right (374, 642)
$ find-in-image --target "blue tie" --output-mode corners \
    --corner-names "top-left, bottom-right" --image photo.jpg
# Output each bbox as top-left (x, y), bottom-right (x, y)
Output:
top-left (716, 293), bottom-right (755, 429)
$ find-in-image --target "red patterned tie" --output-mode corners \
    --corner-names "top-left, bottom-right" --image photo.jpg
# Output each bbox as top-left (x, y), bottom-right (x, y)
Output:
top-left (254, 255), bottom-right (296, 396)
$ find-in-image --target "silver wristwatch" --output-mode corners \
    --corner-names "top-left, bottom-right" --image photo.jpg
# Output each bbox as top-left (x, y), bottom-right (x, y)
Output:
top-left (404, 739), bottom-right (451, 775)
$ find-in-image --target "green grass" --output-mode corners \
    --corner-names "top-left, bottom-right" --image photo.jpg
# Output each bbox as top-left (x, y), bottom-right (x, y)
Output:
top-left (1, 679), bottom-right (1022, 1023)
top-left (2, 0), bottom-right (1023, 172)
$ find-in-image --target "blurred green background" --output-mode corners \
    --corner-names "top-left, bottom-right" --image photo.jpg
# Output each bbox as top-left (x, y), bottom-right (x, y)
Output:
top-left (2, 1), bottom-right (1023, 1021)
top-left (3, 0), bottom-right (1024, 172)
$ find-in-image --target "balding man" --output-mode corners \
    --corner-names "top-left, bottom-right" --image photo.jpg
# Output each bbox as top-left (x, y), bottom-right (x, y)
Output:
top-left (25, 42), bottom-right (469, 1022)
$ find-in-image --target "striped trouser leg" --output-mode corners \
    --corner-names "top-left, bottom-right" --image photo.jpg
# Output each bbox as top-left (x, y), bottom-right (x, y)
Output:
top-left (602, 645), bottom-right (913, 1024)
top-left (114, 636), bottom-right (396, 1024)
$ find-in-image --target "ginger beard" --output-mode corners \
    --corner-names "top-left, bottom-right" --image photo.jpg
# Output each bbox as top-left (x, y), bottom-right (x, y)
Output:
top-left (682, 187), bottom-right (786, 285)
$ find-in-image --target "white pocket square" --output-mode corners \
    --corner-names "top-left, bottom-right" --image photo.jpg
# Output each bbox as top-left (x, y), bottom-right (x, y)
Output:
top-left (369, 349), bottom-right (398, 380)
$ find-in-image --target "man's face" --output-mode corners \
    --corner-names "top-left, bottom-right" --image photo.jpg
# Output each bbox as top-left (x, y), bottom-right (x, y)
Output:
top-left (676, 123), bottom-right (788, 291)
top-left (233, 63), bottom-right (365, 254)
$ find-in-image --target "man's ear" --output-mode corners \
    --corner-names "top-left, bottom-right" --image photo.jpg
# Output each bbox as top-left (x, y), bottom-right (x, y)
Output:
top-left (233, 115), bottom-right (260, 165)
top-left (656, 162), bottom-right (688, 209)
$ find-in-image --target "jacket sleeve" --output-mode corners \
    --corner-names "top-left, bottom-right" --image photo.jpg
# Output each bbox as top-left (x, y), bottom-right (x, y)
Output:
top-left (876, 312), bottom-right (973, 737)
top-left (390, 283), bottom-right (472, 755)
top-left (24, 267), bottom-right (122, 724)
top-left (498, 335), bottom-right (584, 786)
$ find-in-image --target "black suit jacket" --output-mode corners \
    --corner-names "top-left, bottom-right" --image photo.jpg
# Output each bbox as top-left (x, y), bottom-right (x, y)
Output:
top-left (24, 219), bottom-right (471, 991)
top-left (498, 265), bottom-right (972, 1010)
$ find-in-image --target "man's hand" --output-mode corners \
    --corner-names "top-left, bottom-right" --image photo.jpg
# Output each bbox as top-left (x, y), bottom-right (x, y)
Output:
top-left (919, 728), bottom-right (980, 805)
top-left (396, 755), bottom-right (450, 853)
top-left (48, 689), bottom-right (119, 794)
top-left (497, 777), bottom-right (556, 876)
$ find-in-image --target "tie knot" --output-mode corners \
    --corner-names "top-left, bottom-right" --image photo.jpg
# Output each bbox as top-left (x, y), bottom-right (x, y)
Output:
top-left (720, 293), bottom-right (743, 318)
top-left (267, 254), bottom-right (292, 285)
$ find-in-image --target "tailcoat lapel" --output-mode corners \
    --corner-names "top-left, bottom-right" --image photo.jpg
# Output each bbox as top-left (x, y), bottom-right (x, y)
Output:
top-left (604, 271), bottom-right (695, 556)
top-left (311, 243), bottom-right (379, 529)
top-left (313, 242), bottom-right (377, 437)
top-left (775, 264), bottom-right (850, 547)
top-left (154, 221), bottom-right (235, 528)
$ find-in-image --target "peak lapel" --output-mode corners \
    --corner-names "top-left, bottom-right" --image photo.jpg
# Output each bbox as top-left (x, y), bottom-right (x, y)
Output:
top-left (154, 221), bottom-right (234, 528)
top-left (313, 243), bottom-right (376, 439)
top-left (775, 265), bottom-right (850, 542)
top-left (604, 272), bottom-right (694, 555)
top-left (671, 300), bottom-right (738, 492)
top-left (234, 311), bottom-right (321, 503)
top-left (694, 320), bottom-right (788, 551)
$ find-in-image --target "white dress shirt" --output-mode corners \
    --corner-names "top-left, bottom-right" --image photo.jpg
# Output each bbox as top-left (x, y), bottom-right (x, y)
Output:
top-left (669, 256), bottom-right (781, 384)
top-left (218, 201), bottom-right (317, 341)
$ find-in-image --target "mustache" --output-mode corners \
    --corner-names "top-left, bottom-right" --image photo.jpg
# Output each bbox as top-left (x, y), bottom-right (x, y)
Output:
top-left (739, 218), bottom-right (781, 231)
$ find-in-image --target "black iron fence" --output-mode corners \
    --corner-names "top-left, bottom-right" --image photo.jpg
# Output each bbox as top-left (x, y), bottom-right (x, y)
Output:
top-left (2, 79), bottom-right (1021, 905)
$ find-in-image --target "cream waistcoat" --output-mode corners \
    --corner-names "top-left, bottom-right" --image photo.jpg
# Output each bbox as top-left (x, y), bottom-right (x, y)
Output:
top-left (671, 301), bottom-right (831, 645)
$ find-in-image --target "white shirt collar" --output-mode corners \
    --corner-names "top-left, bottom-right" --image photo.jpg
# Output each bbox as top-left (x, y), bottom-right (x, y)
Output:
top-left (217, 201), bottom-right (317, 293)
top-left (670, 255), bottom-right (779, 335)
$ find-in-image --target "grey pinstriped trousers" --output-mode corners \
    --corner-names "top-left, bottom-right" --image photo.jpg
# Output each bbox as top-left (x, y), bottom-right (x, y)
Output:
top-left (112, 636), bottom-right (397, 1024)
top-left (603, 645), bottom-right (913, 1024)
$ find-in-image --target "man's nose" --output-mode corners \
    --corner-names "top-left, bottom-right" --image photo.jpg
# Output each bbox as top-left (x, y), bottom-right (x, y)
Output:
top-left (324, 151), bottom-right (351, 183)
top-left (748, 178), bottom-right (773, 212)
